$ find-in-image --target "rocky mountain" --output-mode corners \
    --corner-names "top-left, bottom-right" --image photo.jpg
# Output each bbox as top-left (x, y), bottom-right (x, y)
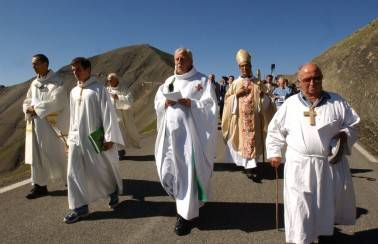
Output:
top-left (283, 19), bottom-right (378, 155)
top-left (313, 19), bottom-right (378, 155)
top-left (0, 44), bottom-right (174, 173)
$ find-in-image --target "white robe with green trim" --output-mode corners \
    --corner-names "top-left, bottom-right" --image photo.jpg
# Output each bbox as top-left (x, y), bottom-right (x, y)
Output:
top-left (154, 67), bottom-right (218, 220)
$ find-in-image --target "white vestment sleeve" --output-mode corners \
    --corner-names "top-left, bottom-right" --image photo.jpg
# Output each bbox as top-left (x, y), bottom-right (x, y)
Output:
top-left (340, 99), bottom-right (360, 155)
top-left (153, 84), bottom-right (167, 184)
top-left (231, 95), bottom-right (238, 115)
top-left (101, 87), bottom-right (124, 145)
top-left (23, 87), bottom-right (33, 119)
top-left (190, 78), bottom-right (218, 163)
top-left (266, 103), bottom-right (288, 159)
top-left (118, 90), bottom-right (133, 106)
top-left (114, 88), bottom-right (133, 110)
top-left (33, 85), bottom-right (67, 119)
top-left (154, 85), bottom-right (167, 130)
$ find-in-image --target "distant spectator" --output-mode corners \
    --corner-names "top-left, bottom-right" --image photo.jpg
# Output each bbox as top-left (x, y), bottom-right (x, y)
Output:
top-left (272, 76), bottom-right (292, 109)
top-left (209, 73), bottom-right (220, 103)
top-left (219, 77), bottom-right (229, 119)
top-left (228, 75), bottom-right (235, 84)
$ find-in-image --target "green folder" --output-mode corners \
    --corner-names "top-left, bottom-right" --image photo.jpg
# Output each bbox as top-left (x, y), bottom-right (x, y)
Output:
top-left (89, 127), bottom-right (104, 153)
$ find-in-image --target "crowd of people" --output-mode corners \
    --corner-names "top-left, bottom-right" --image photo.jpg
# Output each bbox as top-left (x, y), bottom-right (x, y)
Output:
top-left (23, 48), bottom-right (360, 244)
top-left (211, 72), bottom-right (299, 118)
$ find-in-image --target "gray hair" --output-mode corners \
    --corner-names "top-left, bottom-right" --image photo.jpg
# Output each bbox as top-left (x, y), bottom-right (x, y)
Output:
top-left (107, 73), bottom-right (119, 81)
top-left (174, 48), bottom-right (193, 61)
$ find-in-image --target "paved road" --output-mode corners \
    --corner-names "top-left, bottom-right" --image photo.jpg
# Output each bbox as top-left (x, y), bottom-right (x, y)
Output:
top-left (0, 131), bottom-right (377, 243)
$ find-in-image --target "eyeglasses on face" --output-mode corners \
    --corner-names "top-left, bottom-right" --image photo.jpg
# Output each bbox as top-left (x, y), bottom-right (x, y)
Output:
top-left (300, 76), bottom-right (322, 83)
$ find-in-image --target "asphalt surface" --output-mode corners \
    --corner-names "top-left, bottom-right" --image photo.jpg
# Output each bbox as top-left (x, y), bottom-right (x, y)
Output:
top-left (0, 131), bottom-right (377, 244)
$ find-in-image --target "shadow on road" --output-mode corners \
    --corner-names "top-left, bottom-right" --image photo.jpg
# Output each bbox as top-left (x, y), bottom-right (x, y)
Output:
top-left (350, 168), bottom-right (373, 174)
top-left (122, 155), bottom-right (155, 161)
top-left (356, 207), bottom-right (368, 219)
top-left (213, 162), bottom-right (284, 180)
top-left (319, 227), bottom-right (378, 243)
top-left (81, 200), bottom-right (370, 236)
top-left (197, 202), bottom-right (284, 232)
top-left (84, 200), bottom-right (176, 220)
top-left (122, 179), bottom-right (166, 200)
top-left (48, 189), bottom-right (67, 197)
top-left (84, 200), bottom-right (285, 233)
top-left (351, 168), bottom-right (376, 181)
top-left (213, 163), bottom-right (241, 172)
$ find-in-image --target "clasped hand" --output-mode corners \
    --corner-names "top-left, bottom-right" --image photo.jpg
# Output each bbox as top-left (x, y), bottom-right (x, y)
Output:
top-left (26, 106), bottom-right (37, 116)
top-left (328, 131), bottom-right (348, 164)
top-left (236, 85), bottom-right (252, 98)
top-left (102, 141), bottom-right (114, 151)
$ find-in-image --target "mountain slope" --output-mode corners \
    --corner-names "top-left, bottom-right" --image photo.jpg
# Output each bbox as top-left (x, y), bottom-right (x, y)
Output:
top-left (0, 44), bottom-right (174, 173)
top-left (313, 19), bottom-right (378, 155)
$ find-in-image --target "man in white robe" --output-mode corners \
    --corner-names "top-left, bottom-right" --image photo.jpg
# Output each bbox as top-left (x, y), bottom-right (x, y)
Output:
top-left (221, 49), bottom-right (275, 182)
top-left (106, 73), bottom-right (141, 159)
top-left (23, 54), bottom-right (69, 199)
top-left (64, 57), bottom-right (124, 224)
top-left (154, 48), bottom-right (217, 235)
top-left (266, 63), bottom-right (360, 244)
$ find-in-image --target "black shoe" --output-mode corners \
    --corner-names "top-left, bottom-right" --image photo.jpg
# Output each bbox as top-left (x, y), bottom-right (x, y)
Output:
top-left (245, 169), bottom-right (262, 183)
top-left (26, 184), bottom-right (48, 199)
top-left (118, 150), bottom-right (126, 157)
top-left (174, 215), bottom-right (191, 236)
top-left (108, 190), bottom-right (119, 209)
top-left (318, 235), bottom-right (334, 243)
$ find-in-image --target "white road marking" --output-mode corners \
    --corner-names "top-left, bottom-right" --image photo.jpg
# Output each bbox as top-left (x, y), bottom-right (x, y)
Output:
top-left (354, 142), bottom-right (378, 163)
top-left (0, 179), bottom-right (31, 194)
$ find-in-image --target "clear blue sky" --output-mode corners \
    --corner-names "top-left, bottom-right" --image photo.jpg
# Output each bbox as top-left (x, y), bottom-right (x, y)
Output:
top-left (0, 0), bottom-right (376, 86)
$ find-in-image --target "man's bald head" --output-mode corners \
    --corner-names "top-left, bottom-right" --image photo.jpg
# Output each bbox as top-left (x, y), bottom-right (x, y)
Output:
top-left (107, 73), bottom-right (120, 87)
top-left (297, 63), bottom-right (323, 100)
top-left (297, 63), bottom-right (323, 81)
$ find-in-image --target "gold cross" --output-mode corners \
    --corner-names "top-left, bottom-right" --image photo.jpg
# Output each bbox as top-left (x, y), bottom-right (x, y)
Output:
top-left (304, 107), bottom-right (317, 126)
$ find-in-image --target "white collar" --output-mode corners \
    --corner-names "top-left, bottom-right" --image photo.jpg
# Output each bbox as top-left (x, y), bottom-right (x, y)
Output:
top-left (34, 70), bottom-right (55, 88)
top-left (36, 69), bottom-right (54, 82)
top-left (77, 76), bottom-right (98, 88)
top-left (174, 67), bottom-right (197, 80)
top-left (238, 76), bottom-right (256, 81)
top-left (108, 85), bottom-right (119, 90)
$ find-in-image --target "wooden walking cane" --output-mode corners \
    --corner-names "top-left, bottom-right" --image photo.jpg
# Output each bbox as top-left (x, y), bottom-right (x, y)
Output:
top-left (275, 166), bottom-right (279, 230)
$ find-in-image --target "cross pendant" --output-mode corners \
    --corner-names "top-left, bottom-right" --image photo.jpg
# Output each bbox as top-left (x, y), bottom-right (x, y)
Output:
top-left (304, 107), bottom-right (317, 126)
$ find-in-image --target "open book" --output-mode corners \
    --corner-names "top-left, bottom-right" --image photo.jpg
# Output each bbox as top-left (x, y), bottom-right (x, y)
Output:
top-left (162, 90), bottom-right (182, 102)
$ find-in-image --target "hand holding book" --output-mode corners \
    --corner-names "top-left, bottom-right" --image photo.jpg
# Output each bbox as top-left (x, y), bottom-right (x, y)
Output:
top-left (102, 141), bottom-right (114, 151)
